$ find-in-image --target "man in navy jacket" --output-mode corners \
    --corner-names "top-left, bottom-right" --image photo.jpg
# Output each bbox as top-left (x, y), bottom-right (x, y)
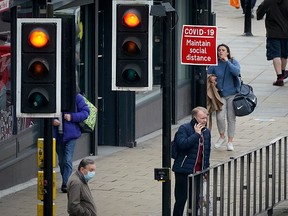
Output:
top-left (172, 106), bottom-right (211, 216)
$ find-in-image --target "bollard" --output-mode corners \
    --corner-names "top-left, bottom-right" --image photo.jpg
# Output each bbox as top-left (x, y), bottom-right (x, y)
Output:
top-left (243, 0), bottom-right (253, 36)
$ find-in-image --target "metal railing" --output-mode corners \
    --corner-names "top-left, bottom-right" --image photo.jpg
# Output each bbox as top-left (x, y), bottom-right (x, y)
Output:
top-left (187, 136), bottom-right (288, 216)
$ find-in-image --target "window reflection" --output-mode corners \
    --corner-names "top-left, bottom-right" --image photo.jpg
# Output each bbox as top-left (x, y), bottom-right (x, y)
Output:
top-left (0, 42), bottom-right (13, 140)
top-left (0, 2), bottom-right (36, 141)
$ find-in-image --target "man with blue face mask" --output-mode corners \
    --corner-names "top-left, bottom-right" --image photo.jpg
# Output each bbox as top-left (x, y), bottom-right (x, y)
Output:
top-left (67, 158), bottom-right (97, 216)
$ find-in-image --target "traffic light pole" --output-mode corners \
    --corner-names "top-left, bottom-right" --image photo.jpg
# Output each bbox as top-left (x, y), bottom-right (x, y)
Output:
top-left (44, 3), bottom-right (54, 216)
top-left (43, 119), bottom-right (53, 216)
top-left (162, 2), bottom-right (173, 215)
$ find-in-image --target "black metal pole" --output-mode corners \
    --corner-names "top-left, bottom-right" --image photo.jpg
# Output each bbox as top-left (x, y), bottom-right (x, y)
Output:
top-left (162, 1), bottom-right (173, 215)
top-left (44, 2), bottom-right (54, 216)
top-left (11, 6), bottom-right (17, 135)
top-left (43, 119), bottom-right (53, 216)
top-left (243, 0), bottom-right (253, 36)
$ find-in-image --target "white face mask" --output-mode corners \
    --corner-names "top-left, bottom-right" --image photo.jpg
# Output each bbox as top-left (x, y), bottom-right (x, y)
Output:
top-left (84, 171), bottom-right (95, 182)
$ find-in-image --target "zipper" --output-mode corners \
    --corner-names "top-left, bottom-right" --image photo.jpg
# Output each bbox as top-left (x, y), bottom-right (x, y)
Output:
top-left (180, 155), bottom-right (187, 167)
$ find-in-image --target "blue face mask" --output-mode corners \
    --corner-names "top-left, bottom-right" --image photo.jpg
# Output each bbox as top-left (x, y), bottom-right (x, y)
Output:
top-left (84, 171), bottom-right (95, 182)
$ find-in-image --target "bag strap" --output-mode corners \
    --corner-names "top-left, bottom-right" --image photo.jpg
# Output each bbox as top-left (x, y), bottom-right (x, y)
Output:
top-left (220, 64), bottom-right (228, 90)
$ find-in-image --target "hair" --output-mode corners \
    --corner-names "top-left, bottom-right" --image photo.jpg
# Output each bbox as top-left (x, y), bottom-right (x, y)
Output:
top-left (78, 158), bottom-right (95, 171)
top-left (217, 43), bottom-right (232, 59)
top-left (191, 106), bottom-right (208, 118)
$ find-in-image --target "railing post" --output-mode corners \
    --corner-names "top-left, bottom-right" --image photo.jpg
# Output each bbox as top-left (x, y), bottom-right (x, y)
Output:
top-left (246, 154), bottom-right (251, 216)
top-left (272, 143), bottom-right (276, 206)
top-left (187, 174), bottom-right (199, 216)
top-left (278, 140), bottom-right (282, 202)
top-left (284, 137), bottom-right (288, 200)
top-left (259, 148), bottom-right (263, 211)
top-left (213, 168), bottom-right (218, 214)
top-left (265, 146), bottom-right (270, 209)
top-left (239, 157), bottom-right (245, 215)
top-left (233, 160), bottom-right (238, 215)
top-left (220, 165), bottom-right (225, 216)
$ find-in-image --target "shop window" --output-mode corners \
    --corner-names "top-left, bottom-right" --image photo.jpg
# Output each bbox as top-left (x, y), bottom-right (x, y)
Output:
top-left (0, 40), bottom-right (14, 140)
top-left (0, 3), bottom-right (37, 141)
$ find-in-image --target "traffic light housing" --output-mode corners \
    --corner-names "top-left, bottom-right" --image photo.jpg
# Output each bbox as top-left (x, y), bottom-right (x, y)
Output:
top-left (16, 18), bottom-right (61, 118)
top-left (112, 1), bottom-right (153, 91)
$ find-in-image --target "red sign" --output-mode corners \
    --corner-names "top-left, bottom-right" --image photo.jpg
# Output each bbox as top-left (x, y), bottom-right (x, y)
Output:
top-left (181, 25), bottom-right (217, 66)
top-left (0, 0), bottom-right (9, 13)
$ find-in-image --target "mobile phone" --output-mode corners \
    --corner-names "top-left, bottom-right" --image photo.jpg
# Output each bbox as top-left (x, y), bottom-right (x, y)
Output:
top-left (193, 118), bottom-right (206, 132)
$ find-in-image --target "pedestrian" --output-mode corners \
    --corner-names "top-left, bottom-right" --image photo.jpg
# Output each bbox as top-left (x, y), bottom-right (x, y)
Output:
top-left (256, 0), bottom-right (288, 86)
top-left (53, 90), bottom-right (90, 193)
top-left (67, 158), bottom-right (97, 216)
top-left (172, 106), bottom-right (211, 216)
top-left (240, 0), bottom-right (257, 18)
top-left (207, 44), bottom-right (241, 151)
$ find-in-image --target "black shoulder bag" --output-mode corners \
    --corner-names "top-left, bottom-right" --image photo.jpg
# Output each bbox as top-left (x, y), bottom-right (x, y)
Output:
top-left (233, 78), bottom-right (257, 117)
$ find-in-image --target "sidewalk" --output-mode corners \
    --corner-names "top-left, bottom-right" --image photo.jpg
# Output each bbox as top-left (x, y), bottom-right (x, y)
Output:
top-left (1, 0), bottom-right (288, 215)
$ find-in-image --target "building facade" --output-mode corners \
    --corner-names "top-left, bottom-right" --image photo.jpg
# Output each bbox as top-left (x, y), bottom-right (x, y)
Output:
top-left (0, 0), bottom-right (213, 190)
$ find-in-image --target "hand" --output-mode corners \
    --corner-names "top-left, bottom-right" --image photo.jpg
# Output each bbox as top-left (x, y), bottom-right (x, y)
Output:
top-left (53, 119), bottom-right (61, 126)
top-left (209, 75), bottom-right (217, 84)
top-left (194, 123), bottom-right (205, 134)
top-left (64, 114), bottom-right (71, 122)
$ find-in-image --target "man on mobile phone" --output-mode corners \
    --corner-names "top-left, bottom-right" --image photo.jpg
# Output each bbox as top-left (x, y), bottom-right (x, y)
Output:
top-left (172, 106), bottom-right (211, 216)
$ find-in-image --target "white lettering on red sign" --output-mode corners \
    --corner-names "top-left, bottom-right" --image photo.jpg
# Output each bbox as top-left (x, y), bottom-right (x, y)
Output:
top-left (0, 0), bottom-right (9, 13)
top-left (181, 25), bottom-right (217, 66)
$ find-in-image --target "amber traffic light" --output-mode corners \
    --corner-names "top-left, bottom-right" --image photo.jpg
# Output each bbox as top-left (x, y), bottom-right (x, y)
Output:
top-left (112, 3), bottom-right (152, 91)
top-left (123, 10), bottom-right (141, 27)
top-left (29, 28), bottom-right (49, 48)
top-left (16, 19), bottom-right (61, 118)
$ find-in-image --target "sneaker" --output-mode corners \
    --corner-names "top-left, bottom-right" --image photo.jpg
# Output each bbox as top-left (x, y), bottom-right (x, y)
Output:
top-left (273, 78), bottom-right (284, 86)
top-left (214, 137), bottom-right (226, 148)
top-left (227, 142), bottom-right (234, 151)
top-left (61, 184), bottom-right (67, 193)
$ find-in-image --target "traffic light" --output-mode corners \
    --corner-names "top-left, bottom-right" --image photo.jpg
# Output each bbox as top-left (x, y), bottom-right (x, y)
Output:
top-left (112, 1), bottom-right (153, 91)
top-left (16, 19), bottom-right (61, 118)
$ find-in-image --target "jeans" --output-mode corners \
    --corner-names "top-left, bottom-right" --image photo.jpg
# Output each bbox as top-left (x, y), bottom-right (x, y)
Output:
top-left (56, 134), bottom-right (76, 185)
top-left (173, 173), bottom-right (200, 216)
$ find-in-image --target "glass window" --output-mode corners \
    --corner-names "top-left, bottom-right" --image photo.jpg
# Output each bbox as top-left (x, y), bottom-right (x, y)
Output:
top-left (136, 1), bottom-right (192, 103)
top-left (0, 2), bottom-right (37, 141)
top-left (175, 0), bottom-right (192, 85)
top-left (0, 10), bottom-right (13, 140)
top-left (0, 44), bottom-right (12, 140)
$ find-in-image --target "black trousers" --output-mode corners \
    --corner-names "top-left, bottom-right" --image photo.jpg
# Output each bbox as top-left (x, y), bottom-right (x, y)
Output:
top-left (173, 172), bottom-right (200, 216)
top-left (240, 0), bottom-right (257, 12)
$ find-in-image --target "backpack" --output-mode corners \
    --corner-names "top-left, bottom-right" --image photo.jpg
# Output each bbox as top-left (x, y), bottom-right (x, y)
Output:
top-left (171, 139), bottom-right (177, 159)
top-left (79, 96), bottom-right (98, 133)
top-left (171, 123), bottom-right (191, 159)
